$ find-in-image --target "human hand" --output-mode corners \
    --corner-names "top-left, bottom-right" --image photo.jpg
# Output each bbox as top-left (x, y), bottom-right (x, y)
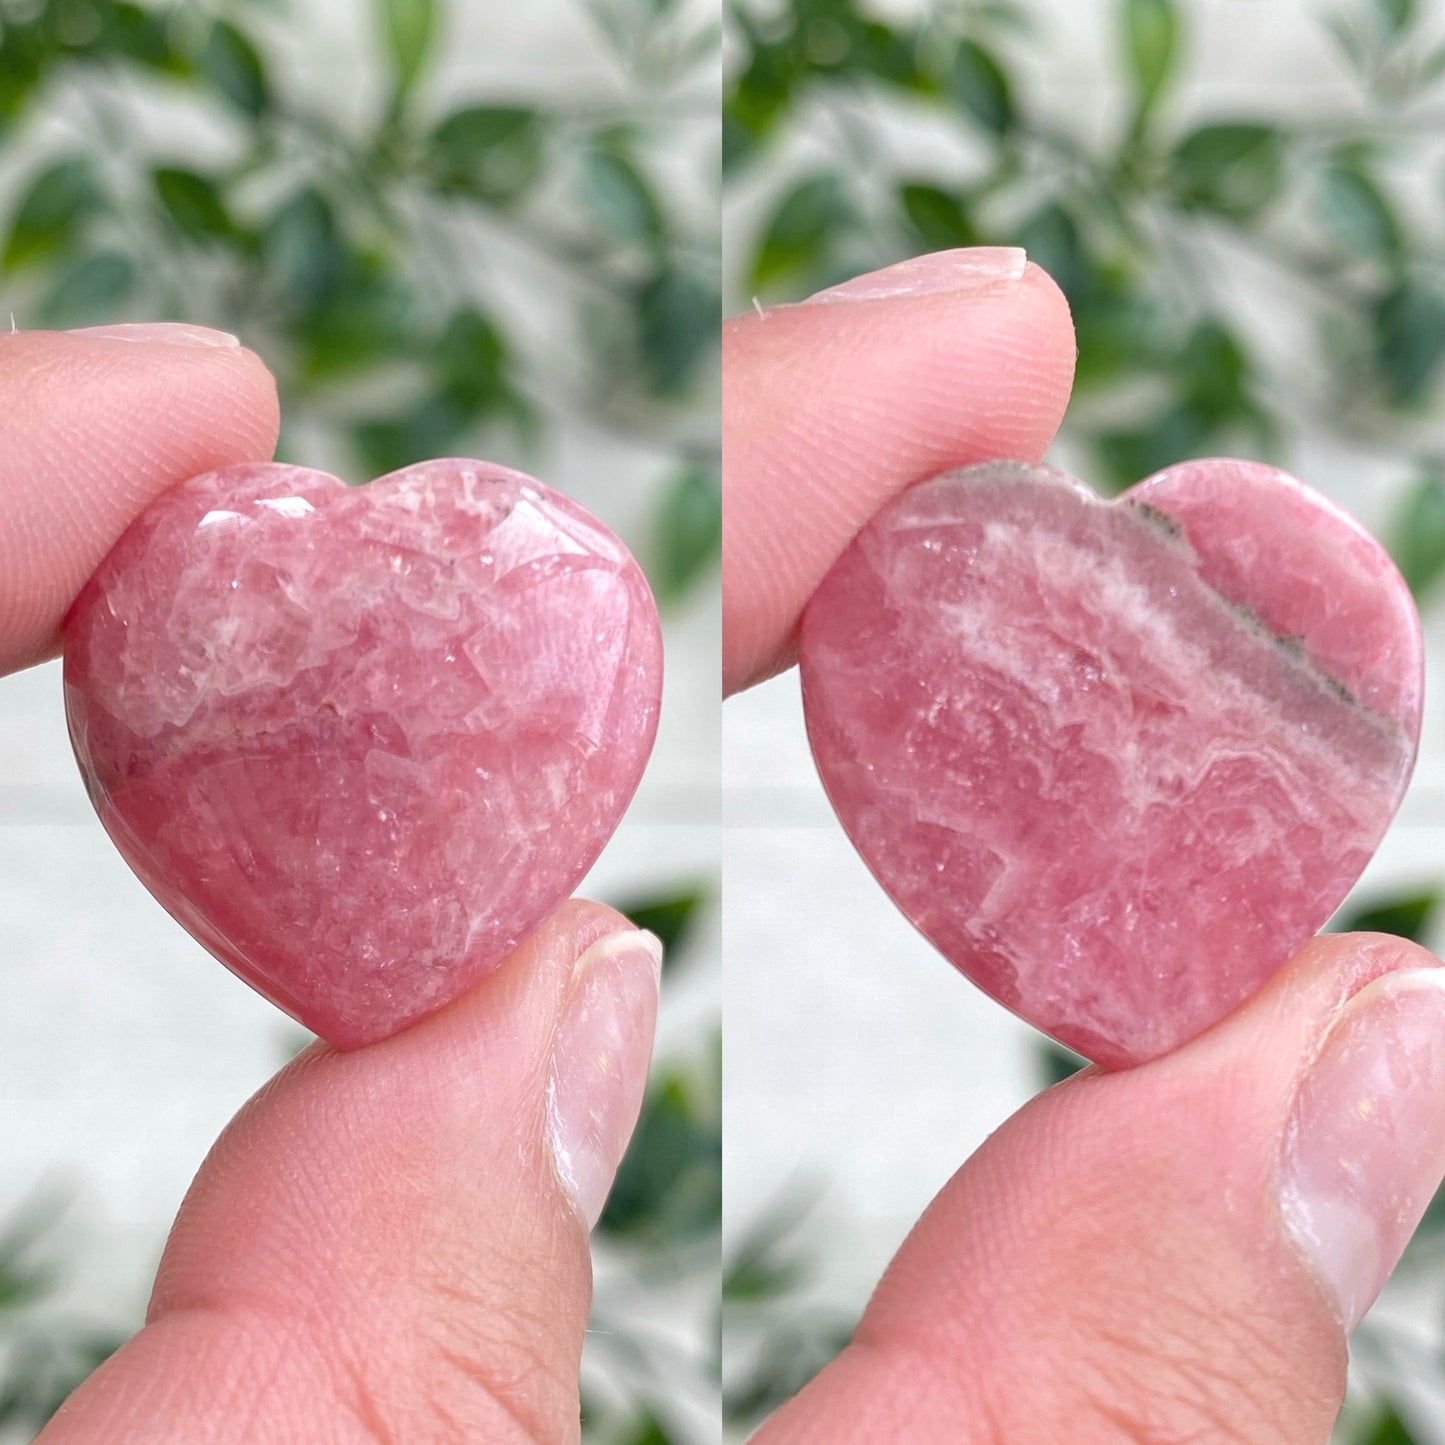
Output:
top-left (3, 325), bottom-right (660, 1445)
top-left (723, 249), bottom-right (1445, 1443)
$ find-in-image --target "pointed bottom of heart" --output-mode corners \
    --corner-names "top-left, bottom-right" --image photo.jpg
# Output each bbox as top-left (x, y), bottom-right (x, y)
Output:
top-left (800, 459), bottom-right (1422, 1069)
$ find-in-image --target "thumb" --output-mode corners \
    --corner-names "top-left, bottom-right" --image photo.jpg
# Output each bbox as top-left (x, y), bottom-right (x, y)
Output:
top-left (757, 932), bottom-right (1445, 1444)
top-left (39, 901), bottom-right (661, 1445)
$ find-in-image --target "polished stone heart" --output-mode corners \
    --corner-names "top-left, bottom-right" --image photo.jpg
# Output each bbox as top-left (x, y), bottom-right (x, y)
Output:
top-left (64, 459), bottom-right (662, 1047)
top-left (799, 460), bottom-right (1422, 1068)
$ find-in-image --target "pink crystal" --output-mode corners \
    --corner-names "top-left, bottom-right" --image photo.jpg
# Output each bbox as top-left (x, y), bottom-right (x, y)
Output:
top-left (799, 460), bottom-right (1422, 1068)
top-left (64, 459), bottom-right (662, 1048)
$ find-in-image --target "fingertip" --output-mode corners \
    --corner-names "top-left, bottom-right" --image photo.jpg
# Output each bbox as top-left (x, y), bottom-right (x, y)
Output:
top-left (0, 328), bottom-right (281, 674)
top-left (723, 254), bottom-right (1079, 694)
top-left (786, 933), bottom-right (1445, 1442)
top-left (1016, 259), bottom-right (1077, 419)
top-left (117, 895), bottom-right (651, 1440)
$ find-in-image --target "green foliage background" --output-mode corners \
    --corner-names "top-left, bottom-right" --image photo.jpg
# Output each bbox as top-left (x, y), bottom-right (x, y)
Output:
top-left (0, 0), bottom-right (722, 574)
top-left (724, 0), bottom-right (1445, 1440)
top-left (0, 2), bottom-right (720, 1442)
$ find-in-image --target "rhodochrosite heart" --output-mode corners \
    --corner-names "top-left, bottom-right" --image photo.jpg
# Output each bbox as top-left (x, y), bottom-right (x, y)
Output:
top-left (64, 459), bottom-right (662, 1048)
top-left (799, 459), bottom-right (1422, 1068)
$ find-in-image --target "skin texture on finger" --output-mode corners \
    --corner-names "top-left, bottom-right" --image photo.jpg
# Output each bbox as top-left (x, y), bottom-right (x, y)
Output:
top-left (0, 329), bottom-right (280, 675)
top-left (38, 902), bottom-right (654, 1445)
top-left (722, 261), bottom-right (1076, 693)
top-left (754, 933), bottom-right (1445, 1445)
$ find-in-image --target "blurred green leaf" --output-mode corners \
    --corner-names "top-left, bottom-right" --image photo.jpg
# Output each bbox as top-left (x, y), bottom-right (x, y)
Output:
top-left (1122, 0), bottom-right (1179, 121)
top-left (898, 182), bottom-right (977, 250)
top-left (1097, 402), bottom-right (1211, 490)
top-left (723, 1186), bottom-right (820, 1303)
top-left (1072, 289), bottom-right (1165, 390)
top-left (953, 38), bottom-right (1014, 135)
top-left (434, 306), bottom-right (509, 406)
top-left (1036, 1038), bottom-right (1088, 1088)
top-left (37, 251), bottom-right (137, 326)
top-left (650, 463), bottom-right (721, 602)
top-left (428, 106), bottom-right (544, 204)
top-left (724, 1317), bottom-right (854, 1425)
top-left (0, 1328), bottom-right (127, 1432)
top-left (352, 308), bottom-right (522, 473)
top-left (725, 40), bottom-right (800, 171)
top-left (1101, 323), bottom-right (1276, 483)
top-left (599, 1063), bottom-right (720, 1241)
top-left (0, 20), bottom-right (53, 127)
top-left (1388, 471), bottom-right (1445, 599)
top-left (0, 1188), bottom-right (68, 1314)
top-left (377, 0), bottom-right (438, 104)
top-left (750, 172), bottom-right (852, 291)
top-left (1018, 200), bottom-right (1092, 301)
top-left (1337, 888), bottom-right (1441, 943)
top-left (852, 20), bottom-right (935, 93)
top-left (1374, 274), bottom-right (1445, 404)
top-left (1169, 121), bottom-right (1284, 218)
top-left (152, 167), bottom-right (233, 243)
top-left (3, 158), bottom-right (101, 271)
top-left (616, 1413), bottom-right (672, 1445)
top-left (0, 1251), bottom-right (50, 1311)
top-left (1180, 318), bottom-right (1251, 415)
top-left (296, 269), bottom-right (418, 379)
top-left (101, 3), bottom-right (189, 77)
top-left (201, 19), bottom-right (269, 117)
top-left (723, 110), bottom-right (759, 177)
top-left (1373, 0), bottom-right (1416, 37)
top-left (614, 883), bottom-right (708, 966)
top-left (583, 149), bottom-right (665, 244)
top-left (1319, 163), bottom-right (1403, 260)
top-left (261, 186), bottom-right (348, 312)
top-left (353, 392), bottom-right (479, 475)
top-left (636, 265), bottom-right (719, 395)
top-left (1358, 1402), bottom-right (1421, 1445)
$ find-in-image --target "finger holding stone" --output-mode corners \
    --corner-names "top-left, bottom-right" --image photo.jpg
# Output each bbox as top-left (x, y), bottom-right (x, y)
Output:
top-left (0, 325), bottom-right (280, 676)
top-left (38, 900), bottom-right (662, 1445)
top-left (722, 248), bottom-right (1077, 694)
top-left (754, 932), bottom-right (1445, 1445)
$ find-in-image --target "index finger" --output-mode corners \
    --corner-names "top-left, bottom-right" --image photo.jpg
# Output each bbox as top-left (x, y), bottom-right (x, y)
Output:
top-left (0, 325), bottom-right (280, 676)
top-left (722, 249), bottom-right (1077, 694)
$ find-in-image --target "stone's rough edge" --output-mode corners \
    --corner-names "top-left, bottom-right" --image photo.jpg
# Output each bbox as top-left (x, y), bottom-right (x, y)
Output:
top-left (928, 459), bottom-right (1421, 748)
top-left (62, 458), bottom-right (664, 1050)
top-left (1130, 501), bottom-right (1185, 540)
top-left (374, 456), bottom-right (539, 493)
top-left (1130, 457), bottom-right (1425, 739)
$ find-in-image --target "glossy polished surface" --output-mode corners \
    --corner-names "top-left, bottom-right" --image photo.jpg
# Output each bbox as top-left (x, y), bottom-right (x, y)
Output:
top-left (800, 460), bottom-right (1422, 1067)
top-left (65, 459), bottom-right (662, 1047)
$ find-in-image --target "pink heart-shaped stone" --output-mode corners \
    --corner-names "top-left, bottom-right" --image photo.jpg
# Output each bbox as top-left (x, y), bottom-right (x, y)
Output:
top-left (799, 459), bottom-right (1422, 1068)
top-left (64, 459), bottom-right (662, 1047)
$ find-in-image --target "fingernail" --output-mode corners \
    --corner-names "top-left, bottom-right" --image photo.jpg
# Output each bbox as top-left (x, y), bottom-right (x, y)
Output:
top-left (69, 322), bottom-right (241, 349)
top-left (546, 928), bottom-right (662, 1229)
top-left (1280, 966), bottom-right (1445, 1330)
top-left (800, 246), bottom-right (1028, 304)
